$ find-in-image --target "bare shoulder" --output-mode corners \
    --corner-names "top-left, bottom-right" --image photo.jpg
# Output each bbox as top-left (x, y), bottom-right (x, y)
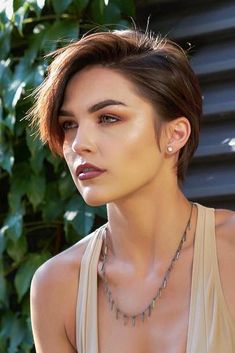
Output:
top-left (31, 231), bottom-right (94, 287)
top-left (215, 207), bottom-right (235, 244)
top-left (30, 230), bottom-right (97, 352)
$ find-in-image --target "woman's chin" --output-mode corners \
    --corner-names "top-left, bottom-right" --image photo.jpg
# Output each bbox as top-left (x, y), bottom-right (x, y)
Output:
top-left (81, 193), bottom-right (108, 207)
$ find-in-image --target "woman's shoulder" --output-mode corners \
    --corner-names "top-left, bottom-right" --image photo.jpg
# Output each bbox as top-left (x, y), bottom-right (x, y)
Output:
top-left (31, 228), bottom-right (98, 291)
top-left (30, 228), bottom-right (101, 351)
top-left (215, 207), bottom-right (235, 244)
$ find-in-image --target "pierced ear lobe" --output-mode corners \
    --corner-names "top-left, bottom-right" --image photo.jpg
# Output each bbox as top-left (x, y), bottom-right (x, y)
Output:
top-left (168, 118), bottom-right (191, 152)
top-left (167, 145), bottom-right (173, 153)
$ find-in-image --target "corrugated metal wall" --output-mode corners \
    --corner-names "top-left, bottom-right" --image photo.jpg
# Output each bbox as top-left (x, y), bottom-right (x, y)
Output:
top-left (137, 0), bottom-right (235, 210)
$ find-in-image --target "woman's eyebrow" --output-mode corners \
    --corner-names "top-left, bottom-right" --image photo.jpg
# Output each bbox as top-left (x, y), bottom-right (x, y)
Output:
top-left (88, 99), bottom-right (128, 113)
top-left (58, 99), bottom-right (128, 117)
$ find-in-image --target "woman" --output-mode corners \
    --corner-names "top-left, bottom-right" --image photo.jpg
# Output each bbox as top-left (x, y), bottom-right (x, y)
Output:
top-left (30, 29), bottom-right (235, 353)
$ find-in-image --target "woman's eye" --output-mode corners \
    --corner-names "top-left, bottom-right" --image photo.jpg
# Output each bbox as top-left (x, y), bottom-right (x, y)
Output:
top-left (99, 115), bottom-right (119, 124)
top-left (61, 121), bottom-right (77, 130)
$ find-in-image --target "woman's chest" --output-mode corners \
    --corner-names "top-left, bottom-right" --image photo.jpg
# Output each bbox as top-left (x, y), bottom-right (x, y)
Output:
top-left (97, 273), bottom-right (191, 353)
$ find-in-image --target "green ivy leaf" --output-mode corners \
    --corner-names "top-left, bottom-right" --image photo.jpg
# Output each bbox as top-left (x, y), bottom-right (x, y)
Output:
top-left (0, 24), bottom-right (12, 59)
top-left (4, 53), bottom-right (40, 110)
top-left (0, 229), bottom-right (7, 254)
top-left (26, 173), bottom-right (46, 209)
top-left (26, 127), bottom-right (42, 156)
top-left (14, 2), bottom-right (29, 35)
top-left (64, 195), bottom-right (95, 237)
top-left (104, 3), bottom-right (121, 24)
top-left (44, 19), bottom-right (79, 52)
top-left (4, 78), bottom-right (25, 110)
top-left (13, 0), bottom-right (25, 12)
top-left (58, 171), bottom-right (76, 200)
top-left (1, 210), bottom-right (24, 242)
top-left (74, 0), bottom-right (89, 11)
top-left (26, 128), bottom-right (45, 173)
top-left (26, 63), bottom-right (45, 88)
top-left (42, 182), bottom-right (64, 221)
top-left (8, 317), bottom-right (27, 353)
top-left (14, 252), bottom-right (51, 301)
top-left (24, 25), bottom-right (48, 64)
top-left (46, 150), bottom-right (62, 172)
top-left (51, 0), bottom-right (73, 14)
top-left (0, 262), bottom-right (7, 307)
top-left (113, 0), bottom-right (135, 17)
top-left (3, 113), bottom-right (16, 133)
top-left (0, 311), bottom-right (14, 342)
top-left (6, 234), bottom-right (28, 263)
top-left (0, 140), bottom-right (14, 173)
top-left (1, 1), bottom-right (14, 21)
top-left (8, 162), bottom-right (29, 211)
top-left (28, 0), bottom-right (46, 17)
top-left (0, 59), bottom-right (12, 92)
top-left (90, 0), bottom-right (105, 24)
top-left (93, 204), bottom-right (107, 219)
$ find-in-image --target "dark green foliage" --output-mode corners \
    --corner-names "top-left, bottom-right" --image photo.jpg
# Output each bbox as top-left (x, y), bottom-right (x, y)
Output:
top-left (0, 1), bottom-right (135, 351)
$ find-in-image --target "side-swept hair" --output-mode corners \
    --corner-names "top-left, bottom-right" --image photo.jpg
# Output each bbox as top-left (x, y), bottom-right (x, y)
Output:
top-left (30, 29), bottom-right (202, 182)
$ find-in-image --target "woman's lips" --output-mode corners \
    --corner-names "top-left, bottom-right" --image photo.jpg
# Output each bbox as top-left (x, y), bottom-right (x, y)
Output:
top-left (75, 163), bottom-right (106, 180)
top-left (78, 170), bottom-right (106, 180)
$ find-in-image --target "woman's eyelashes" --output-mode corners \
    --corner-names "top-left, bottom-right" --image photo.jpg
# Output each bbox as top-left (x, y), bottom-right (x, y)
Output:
top-left (61, 120), bottom-right (77, 131)
top-left (60, 114), bottom-right (120, 131)
top-left (98, 114), bottom-right (120, 124)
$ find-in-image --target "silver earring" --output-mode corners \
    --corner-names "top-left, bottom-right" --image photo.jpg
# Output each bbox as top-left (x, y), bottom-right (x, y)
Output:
top-left (167, 145), bottom-right (173, 153)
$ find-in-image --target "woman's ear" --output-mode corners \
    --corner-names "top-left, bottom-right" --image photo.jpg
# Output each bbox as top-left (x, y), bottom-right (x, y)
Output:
top-left (165, 117), bottom-right (191, 154)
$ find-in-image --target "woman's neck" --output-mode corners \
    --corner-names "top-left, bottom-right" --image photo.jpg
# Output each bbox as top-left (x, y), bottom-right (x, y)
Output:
top-left (106, 181), bottom-right (194, 274)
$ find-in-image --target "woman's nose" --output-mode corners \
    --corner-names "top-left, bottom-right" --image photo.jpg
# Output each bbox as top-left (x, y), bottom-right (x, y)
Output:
top-left (71, 124), bottom-right (96, 155)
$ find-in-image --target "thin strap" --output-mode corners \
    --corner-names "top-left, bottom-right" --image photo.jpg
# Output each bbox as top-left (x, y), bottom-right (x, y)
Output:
top-left (76, 225), bottom-right (106, 353)
top-left (186, 203), bottom-right (235, 353)
top-left (186, 202), bottom-right (207, 353)
top-left (205, 207), bottom-right (235, 331)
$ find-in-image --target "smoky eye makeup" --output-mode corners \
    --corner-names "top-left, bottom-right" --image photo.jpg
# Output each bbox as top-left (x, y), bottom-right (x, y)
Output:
top-left (98, 114), bottom-right (121, 124)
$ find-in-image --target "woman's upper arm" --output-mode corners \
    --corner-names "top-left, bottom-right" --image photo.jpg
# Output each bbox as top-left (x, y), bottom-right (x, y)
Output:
top-left (30, 260), bottom-right (77, 353)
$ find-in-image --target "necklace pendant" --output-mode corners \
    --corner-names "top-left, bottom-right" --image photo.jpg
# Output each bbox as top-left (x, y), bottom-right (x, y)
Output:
top-left (131, 316), bottom-right (136, 327)
top-left (151, 298), bottom-right (156, 309)
top-left (108, 291), bottom-right (112, 303)
top-left (111, 300), bottom-right (114, 311)
top-left (116, 309), bottom-right (119, 320)
top-left (123, 315), bottom-right (128, 326)
top-left (141, 312), bottom-right (145, 322)
top-left (163, 277), bottom-right (167, 288)
top-left (176, 250), bottom-right (180, 259)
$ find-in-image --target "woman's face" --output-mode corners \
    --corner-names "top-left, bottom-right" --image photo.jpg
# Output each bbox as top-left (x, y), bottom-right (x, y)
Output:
top-left (59, 66), bottom-right (168, 206)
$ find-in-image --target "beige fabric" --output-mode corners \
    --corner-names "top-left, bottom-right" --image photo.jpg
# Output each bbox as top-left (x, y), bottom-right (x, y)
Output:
top-left (76, 203), bottom-right (235, 353)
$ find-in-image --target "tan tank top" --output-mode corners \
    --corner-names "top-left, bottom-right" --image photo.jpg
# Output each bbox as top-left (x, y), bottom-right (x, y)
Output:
top-left (76, 203), bottom-right (235, 353)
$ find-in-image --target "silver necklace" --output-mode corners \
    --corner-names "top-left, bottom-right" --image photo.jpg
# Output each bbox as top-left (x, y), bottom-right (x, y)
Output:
top-left (99, 203), bottom-right (194, 327)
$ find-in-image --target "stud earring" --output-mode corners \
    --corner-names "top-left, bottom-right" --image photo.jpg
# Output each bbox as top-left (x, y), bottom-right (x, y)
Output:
top-left (167, 145), bottom-right (173, 153)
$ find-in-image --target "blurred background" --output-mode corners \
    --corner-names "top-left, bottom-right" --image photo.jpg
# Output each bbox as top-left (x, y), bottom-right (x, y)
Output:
top-left (0, 0), bottom-right (234, 352)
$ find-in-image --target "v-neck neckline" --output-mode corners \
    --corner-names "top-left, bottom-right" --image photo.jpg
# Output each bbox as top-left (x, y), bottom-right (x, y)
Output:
top-left (95, 203), bottom-right (202, 353)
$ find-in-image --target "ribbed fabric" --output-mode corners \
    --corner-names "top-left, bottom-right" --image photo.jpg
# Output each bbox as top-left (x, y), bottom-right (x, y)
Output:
top-left (76, 203), bottom-right (235, 353)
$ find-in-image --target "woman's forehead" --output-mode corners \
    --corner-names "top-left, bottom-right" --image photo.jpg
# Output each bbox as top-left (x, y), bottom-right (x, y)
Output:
top-left (62, 66), bottom-right (150, 111)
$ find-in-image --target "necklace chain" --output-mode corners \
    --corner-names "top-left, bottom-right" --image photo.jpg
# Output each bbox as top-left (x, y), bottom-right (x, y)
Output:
top-left (99, 203), bottom-right (194, 327)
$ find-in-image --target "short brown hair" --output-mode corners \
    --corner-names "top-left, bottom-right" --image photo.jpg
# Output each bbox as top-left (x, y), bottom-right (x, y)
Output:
top-left (30, 29), bottom-right (202, 182)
